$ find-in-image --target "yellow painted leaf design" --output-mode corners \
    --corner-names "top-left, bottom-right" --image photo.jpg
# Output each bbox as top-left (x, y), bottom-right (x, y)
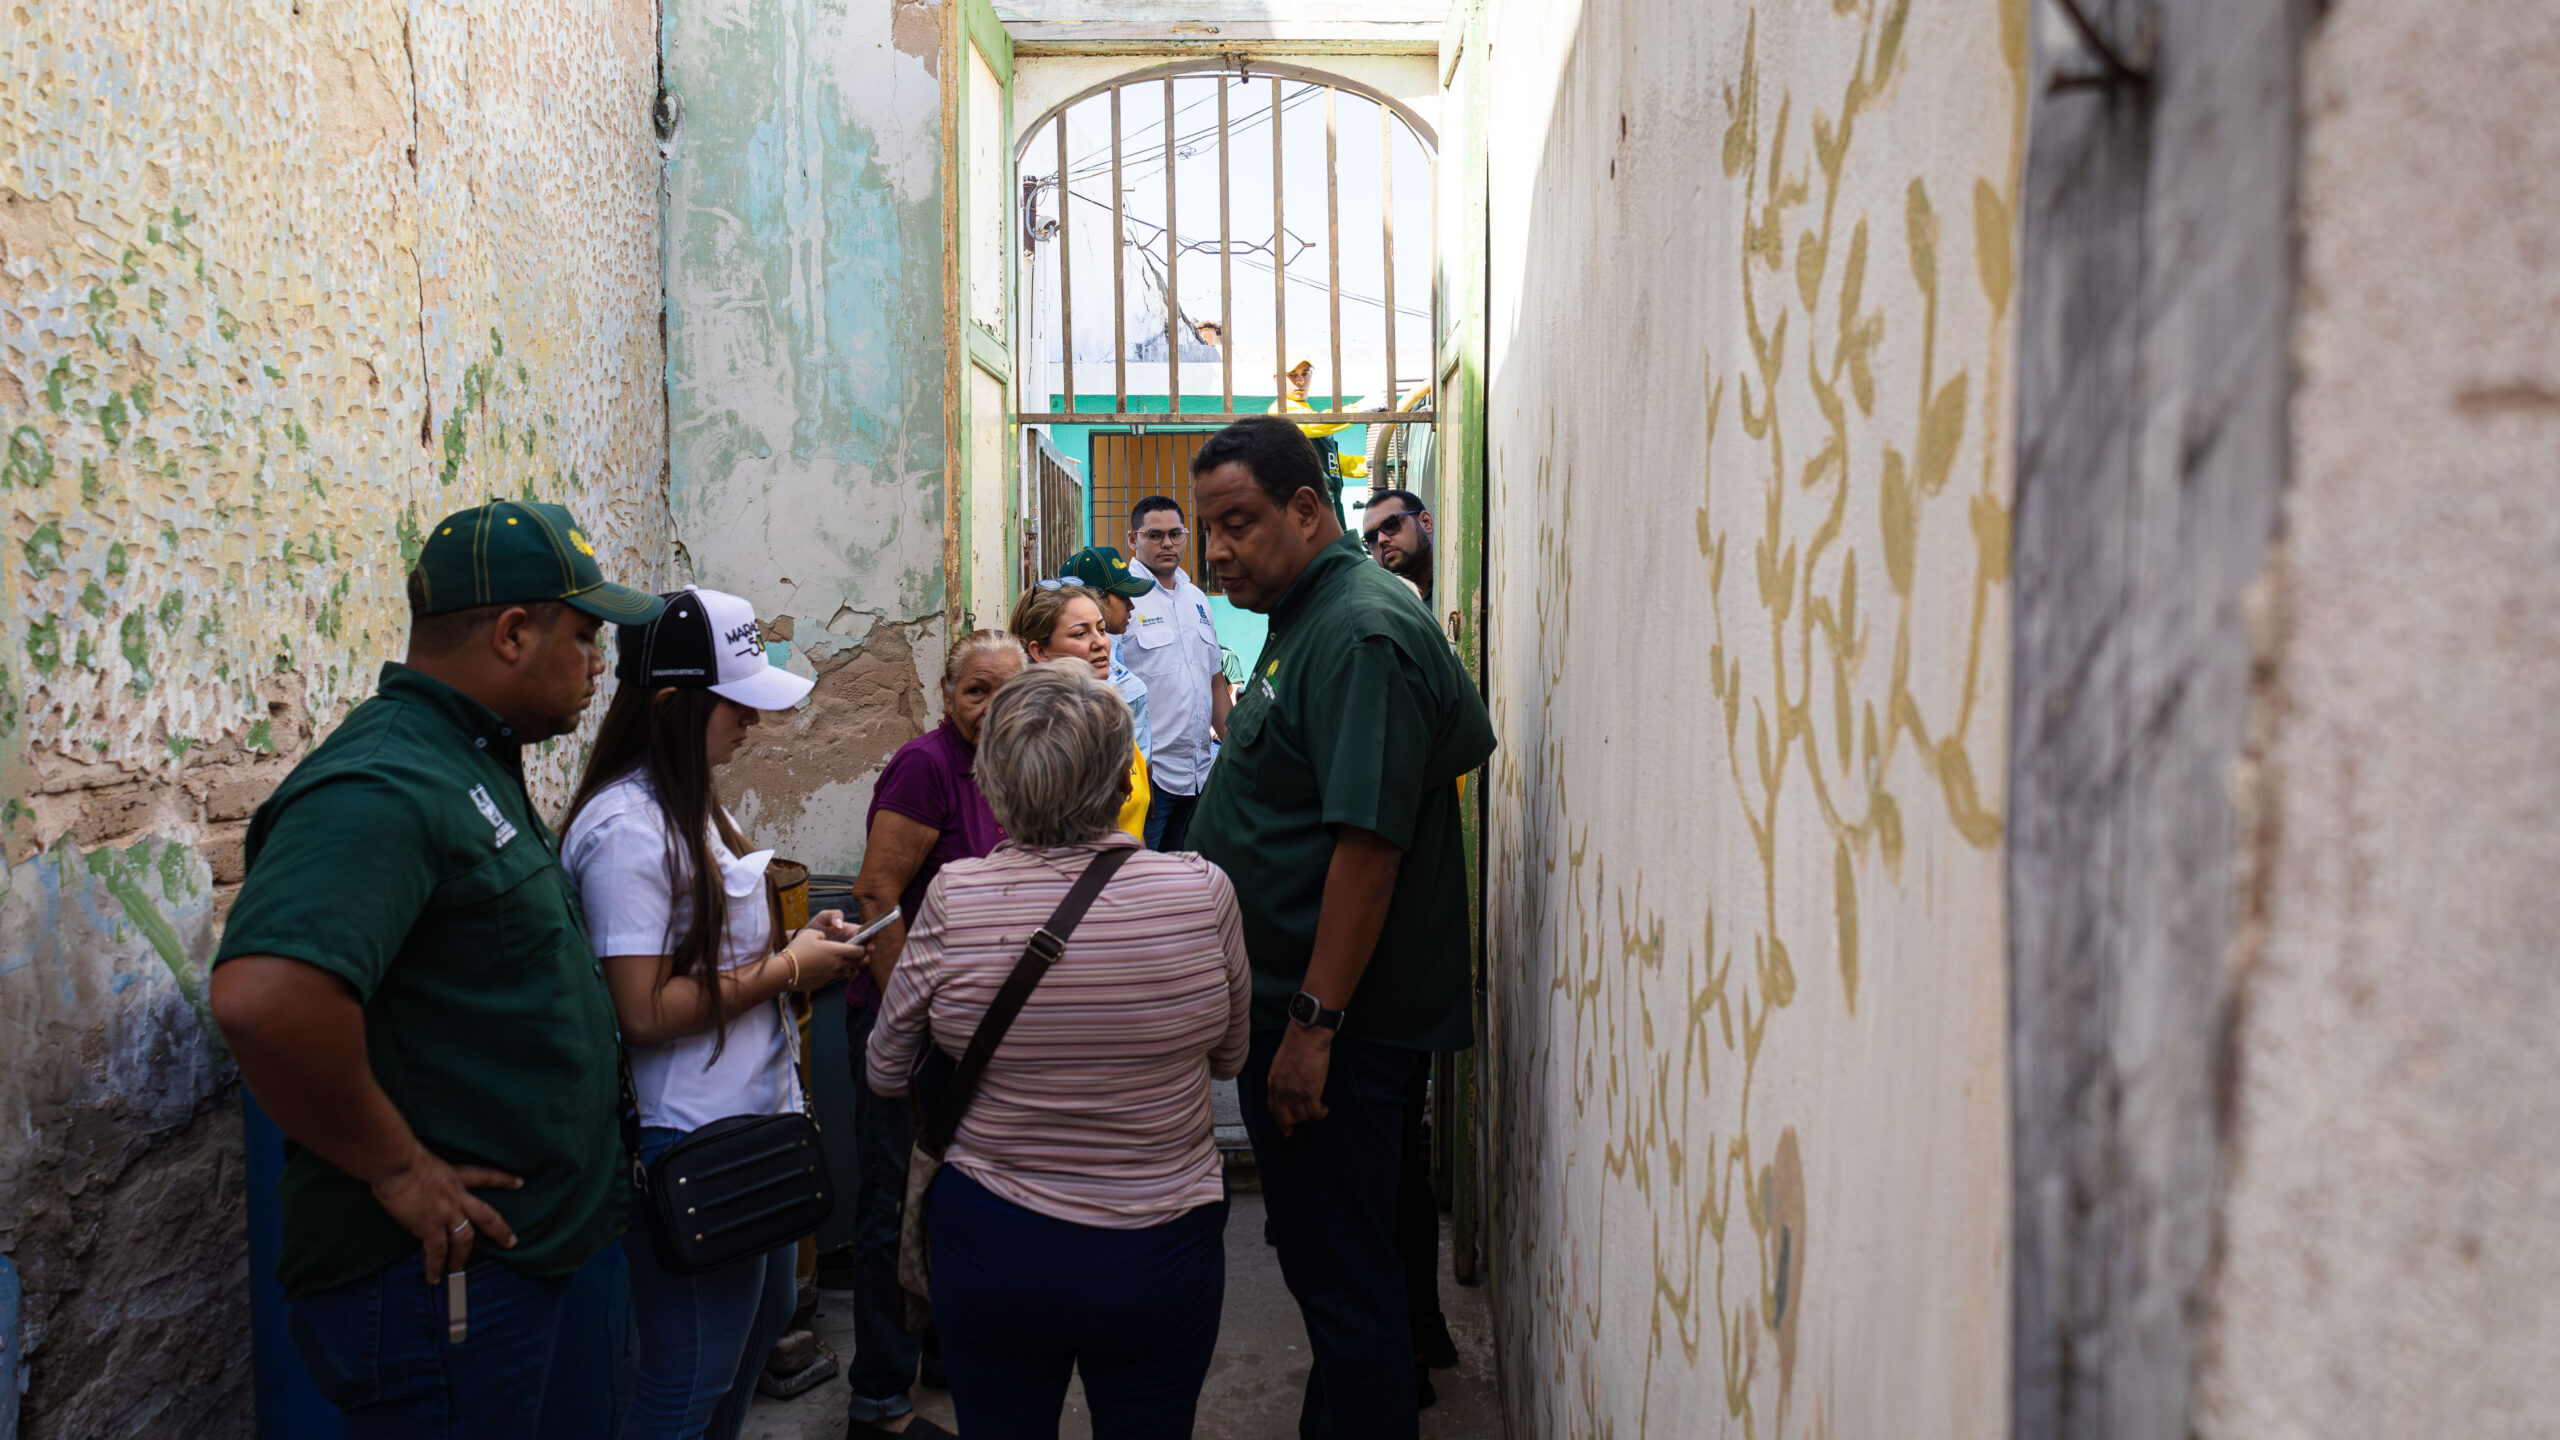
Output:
top-left (1880, 447), bottom-right (1916, 596)
top-left (1763, 934), bottom-right (1796, 1009)
top-left (1919, 373), bottom-right (1968, 496)
top-left (1974, 178), bottom-right (2013, 314)
top-left (1937, 739), bottom-right (2004, 847)
top-left (1972, 491), bottom-right (2012, 582)
top-left (1834, 840), bottom-right (1859, 1014)
top-left (1873, 787), bottom-right (1905, 880)
top-left (1906, 178), bottom-right (1938, 294)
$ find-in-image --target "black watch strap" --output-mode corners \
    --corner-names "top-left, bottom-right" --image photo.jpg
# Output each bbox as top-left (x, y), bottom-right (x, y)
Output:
top-left (1289, 990), bottom-right (1347, 1032)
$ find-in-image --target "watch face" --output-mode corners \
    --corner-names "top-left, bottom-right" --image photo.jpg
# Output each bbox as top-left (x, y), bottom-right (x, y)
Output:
top-left (1288, 991), bottom-right (1316, 1025)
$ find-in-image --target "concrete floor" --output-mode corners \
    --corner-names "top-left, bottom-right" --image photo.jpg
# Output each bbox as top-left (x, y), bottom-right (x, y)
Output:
top-left (741, 1192), bottom-right (1503, 1439)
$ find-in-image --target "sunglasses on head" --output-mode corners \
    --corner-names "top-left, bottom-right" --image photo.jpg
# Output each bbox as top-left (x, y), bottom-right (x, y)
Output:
top-left (1034, 577), bottom-right (1092, 591)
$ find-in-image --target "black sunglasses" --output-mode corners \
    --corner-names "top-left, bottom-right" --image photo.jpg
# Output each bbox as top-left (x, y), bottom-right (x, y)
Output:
top-left (1361, 509), bottom-right (1424, 552)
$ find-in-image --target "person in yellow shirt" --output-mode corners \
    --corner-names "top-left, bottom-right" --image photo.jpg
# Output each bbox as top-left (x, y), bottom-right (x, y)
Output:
top-left (1269, 357), bottom-right (1369, 482)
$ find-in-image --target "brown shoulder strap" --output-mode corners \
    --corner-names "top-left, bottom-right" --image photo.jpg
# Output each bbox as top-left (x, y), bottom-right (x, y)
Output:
top-left (920, 844), bottom-right (1136, 1155)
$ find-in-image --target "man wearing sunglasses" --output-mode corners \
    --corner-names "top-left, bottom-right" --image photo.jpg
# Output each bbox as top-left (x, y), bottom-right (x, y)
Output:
top-left (1120, 497), bottom-right (1232, 850)
top-left (1359, 489), bottom-right (1435, 606)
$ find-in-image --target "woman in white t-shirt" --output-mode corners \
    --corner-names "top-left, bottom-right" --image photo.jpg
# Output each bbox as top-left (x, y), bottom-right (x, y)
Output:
top-left (562, 585), bottom-right (868, 1440)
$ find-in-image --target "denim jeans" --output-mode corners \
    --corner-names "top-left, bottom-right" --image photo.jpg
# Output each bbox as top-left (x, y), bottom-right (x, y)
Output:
top-left (1238, 1027), bottom-right (1420, 1440)
top-left (928, 1166), bottom-right (1226, 1438)
top-left (1143, 788), bottom-right (1200, 851)
top-left (1396, 1053), bottom-right (1448, 1344)
top-left (621, 1126), bottom-right (799, 1440)
top-left (843, 1002), bottom-right (921, 1423)
top-left (286, 1251), bottom-right (573, 1439)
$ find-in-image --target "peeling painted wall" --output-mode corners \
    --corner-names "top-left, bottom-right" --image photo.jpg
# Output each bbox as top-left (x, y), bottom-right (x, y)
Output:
top-left (0, 0), bottom-right (669, 1432)
top-left (2199, 2), bottom-right (2560, 1434)
top-left (663, 0), bottom-right (954, 873)
top-left (1476, 0), bottom-right (2020, 1433)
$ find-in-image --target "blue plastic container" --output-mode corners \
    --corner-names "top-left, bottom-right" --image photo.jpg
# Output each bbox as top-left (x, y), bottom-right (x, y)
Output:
top-left (244, 1093), bottom-right (633, 1438)
top-left (244, 1093), bottom-right (341, 1440)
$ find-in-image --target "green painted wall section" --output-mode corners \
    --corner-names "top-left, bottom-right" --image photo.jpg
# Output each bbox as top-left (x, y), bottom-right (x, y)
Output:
top-left (662, 0), bottom-right (953, 651)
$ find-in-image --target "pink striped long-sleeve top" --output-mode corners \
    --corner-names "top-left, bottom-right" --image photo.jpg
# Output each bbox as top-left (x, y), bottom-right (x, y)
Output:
top-left (865, 832), bottom-right (1251, 1229)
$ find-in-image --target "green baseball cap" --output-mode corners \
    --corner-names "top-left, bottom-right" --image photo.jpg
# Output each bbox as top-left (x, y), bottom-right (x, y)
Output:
top-left (413, 501), bottom-right (666, 623)
top-left (1056, 546), bottom-right (1156, 598)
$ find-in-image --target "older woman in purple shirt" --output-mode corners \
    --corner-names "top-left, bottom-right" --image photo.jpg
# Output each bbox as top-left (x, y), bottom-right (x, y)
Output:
top-left (839, 629), bottom-right (1024, 1439)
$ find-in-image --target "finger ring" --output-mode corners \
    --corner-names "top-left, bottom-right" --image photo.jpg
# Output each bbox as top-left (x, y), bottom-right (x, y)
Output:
top-left (450, 1220), bottom-right (472, 1235)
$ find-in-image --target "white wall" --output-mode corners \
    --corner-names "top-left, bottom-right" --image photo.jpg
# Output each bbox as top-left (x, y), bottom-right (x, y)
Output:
top-left (661, 0), bottom-right (953, 872)
top-left (1476, 0), bottom-right (2022, 1432)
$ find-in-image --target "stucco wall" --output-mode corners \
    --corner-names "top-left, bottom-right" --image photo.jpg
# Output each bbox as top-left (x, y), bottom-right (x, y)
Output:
top-left (662, 0), bottom-right (954, 874)
top-left (1477, 0), bottom-right (2021, 1433)
top-left (0, 0), bottom-right (668, 1431)
top-left (2199, 3), bottom-right (2560, 1435)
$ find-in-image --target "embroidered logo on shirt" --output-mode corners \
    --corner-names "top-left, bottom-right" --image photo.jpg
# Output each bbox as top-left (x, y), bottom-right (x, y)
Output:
top-left (468, 784), bottom-right (518, 849)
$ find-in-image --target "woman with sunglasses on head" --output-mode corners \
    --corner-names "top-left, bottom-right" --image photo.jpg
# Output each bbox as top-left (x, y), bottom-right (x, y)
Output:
top-left (1009, 581), bottom-right (1153, 840)
top-left (836, 629), bottom-right (1027, 1438)
top-left (560, 586), bottom-right (870, 1440)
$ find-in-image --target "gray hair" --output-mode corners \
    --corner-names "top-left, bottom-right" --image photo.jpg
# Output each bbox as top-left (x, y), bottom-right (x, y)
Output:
top-left (943, 628), bottom-right (1027, 688)
top-left (974, 660), bottom-right (1134, 848)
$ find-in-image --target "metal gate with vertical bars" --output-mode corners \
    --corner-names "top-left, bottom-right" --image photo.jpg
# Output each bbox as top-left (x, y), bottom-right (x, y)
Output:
top-left (1087, 432), bottom-right (1220, 590)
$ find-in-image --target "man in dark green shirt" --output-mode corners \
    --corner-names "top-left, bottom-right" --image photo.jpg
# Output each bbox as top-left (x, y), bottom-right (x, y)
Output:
top-left (209, 501), bottom-right (662, 1437)
top-left (1188, 417), bottom-right (1495, 1438)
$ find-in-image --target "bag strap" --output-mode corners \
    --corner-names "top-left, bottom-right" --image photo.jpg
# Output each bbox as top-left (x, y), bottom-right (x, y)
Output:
top-left (919, 844), bottom-right (1136, 1156)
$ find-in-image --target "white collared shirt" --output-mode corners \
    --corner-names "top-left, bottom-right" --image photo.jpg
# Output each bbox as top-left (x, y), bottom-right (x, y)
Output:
top-left (562, 774), bottom-right (803, 1131)
top-left (1118, 566), bottom-right (1224, 796)
top-left (1108, 645), bottom-right (1154, 759)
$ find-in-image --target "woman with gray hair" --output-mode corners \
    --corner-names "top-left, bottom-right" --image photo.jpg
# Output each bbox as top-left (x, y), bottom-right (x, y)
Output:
top-left (865, 660), bottom-right (1250, 1436)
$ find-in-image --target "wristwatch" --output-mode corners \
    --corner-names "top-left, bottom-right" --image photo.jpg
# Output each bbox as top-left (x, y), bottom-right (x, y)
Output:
top-left (1287, 990), bottom-right (1347, 1032)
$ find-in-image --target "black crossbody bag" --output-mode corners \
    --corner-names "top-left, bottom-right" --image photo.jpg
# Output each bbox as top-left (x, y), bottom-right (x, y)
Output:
top-left (625, 876), bottom-right (836, 1275)
top-left (634, 1092), bottom-right (832, 1275)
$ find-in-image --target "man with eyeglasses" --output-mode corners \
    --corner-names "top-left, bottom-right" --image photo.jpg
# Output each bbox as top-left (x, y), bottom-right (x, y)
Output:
top-left (1120, 497), bottom-right (1232, 850)
top-left (1359, 489), bottom-right (1435, 606)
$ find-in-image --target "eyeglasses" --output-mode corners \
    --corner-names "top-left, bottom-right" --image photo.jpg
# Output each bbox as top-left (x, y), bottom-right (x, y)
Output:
top-left (1034, 577), bottom-right (1091, 591)
top-left (1134, 527), bottom-right (1190, 545)
top-left (1360, 509), bottom-right (1424, 552)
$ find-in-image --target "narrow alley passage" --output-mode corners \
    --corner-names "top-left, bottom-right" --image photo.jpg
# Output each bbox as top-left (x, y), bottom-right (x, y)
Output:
top-left (741, 1193), bottom-right (1502, 1439)
top-left (1, 1), bottom-right (2553, 1438)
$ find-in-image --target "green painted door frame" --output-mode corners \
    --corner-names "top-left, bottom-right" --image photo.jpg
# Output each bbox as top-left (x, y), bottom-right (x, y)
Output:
top-left (1437, 0), bottom-right (1493, 1287)
top-left (947, 0), bottom-right (1016, 630)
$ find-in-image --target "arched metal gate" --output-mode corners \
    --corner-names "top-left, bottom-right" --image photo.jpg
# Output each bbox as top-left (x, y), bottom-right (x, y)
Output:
top-left (1013, 63), bottom-right (1438, 574)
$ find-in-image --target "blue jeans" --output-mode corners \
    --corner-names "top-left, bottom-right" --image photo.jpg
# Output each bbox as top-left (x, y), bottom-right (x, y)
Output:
top-left (1143, 788), bottom-right (1199, 851)
top-left (1238, 1028), bottom-right (1419, 1440)
top-left (286, 1252), bottom-right (573, 1439)
top-left (621, 1127), bottom-right (799, 1440)
top-left (843, 1003), bottom-right (921, 1423)
top-left (928, 1166), bottom-right (1226, 1438)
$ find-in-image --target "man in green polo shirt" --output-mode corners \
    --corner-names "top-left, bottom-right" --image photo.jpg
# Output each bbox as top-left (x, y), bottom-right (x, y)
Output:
top-left (209, 501), bottom-right (663, 1437)
top-left (1187, 417), bottom-right (1495, 1439)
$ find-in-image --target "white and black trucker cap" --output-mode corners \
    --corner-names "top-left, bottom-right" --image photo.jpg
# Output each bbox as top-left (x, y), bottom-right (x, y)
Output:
top-left (614, 585), bottom-right (815, 712)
